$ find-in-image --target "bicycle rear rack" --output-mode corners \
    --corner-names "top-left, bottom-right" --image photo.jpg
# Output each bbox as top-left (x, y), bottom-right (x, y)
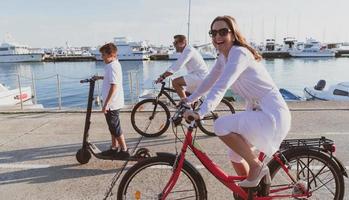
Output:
top-left (280, 136), bottom-right (335, 152)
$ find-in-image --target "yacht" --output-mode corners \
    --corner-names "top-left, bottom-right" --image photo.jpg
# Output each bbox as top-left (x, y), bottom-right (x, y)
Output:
top-left (92, 37), bottom-right (150, 61)
top-left (281, 37), bottom-right (297, 51)
top-left (0, 42), bottom-right (44, 63)
top-left (264, 39), bottom-right (276, 51)
top-left (290, 38), bottom-right (335, 57)
top-left (168, 43), bottom-right (217, 60)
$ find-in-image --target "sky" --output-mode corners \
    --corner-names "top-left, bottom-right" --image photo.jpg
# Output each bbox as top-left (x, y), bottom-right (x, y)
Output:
top-left (1, 0), bottom-right (348, 48)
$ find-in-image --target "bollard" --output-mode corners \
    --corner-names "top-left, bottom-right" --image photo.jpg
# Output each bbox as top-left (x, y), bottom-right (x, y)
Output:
top-left (95, 73), bottom-right (101, 106)
top-left (17, 74), bottom-right (23, 110)
top-left (135, 72), bottom-right (139, 101)
top-left (56, 74), bottom-right (62, 110)
top-left (31, 72), bottom-right (37, 104)
top-left (128, 72), bottom-right (133, 103)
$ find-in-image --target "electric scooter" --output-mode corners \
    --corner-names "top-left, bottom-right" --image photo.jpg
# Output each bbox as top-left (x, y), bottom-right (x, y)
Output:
top-left (76, 76), bottom-right (151, 164)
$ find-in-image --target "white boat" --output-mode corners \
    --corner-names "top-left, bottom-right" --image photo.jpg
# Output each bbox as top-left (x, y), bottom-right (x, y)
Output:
top-left (290, 38), bottom-right (335, 57)
top-left (264, 39), bottom-right (277, 51)
top-left (92, 37), bottom-right (150, 61)
top-left (0, 42), bottom-right (44, 63)
top-left (281, 37), bottom-right (298, 52)
top-left (167, 44), bottom-right (217, 60)
top-left (0, 83), bottom-right (33, 106)
top-left (304, 80), bottom-right (349, 101)
top-left (168, 51), bottom-right (216, 60)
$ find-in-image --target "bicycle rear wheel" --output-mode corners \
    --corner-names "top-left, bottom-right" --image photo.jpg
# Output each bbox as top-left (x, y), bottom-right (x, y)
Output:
top-left (117, 156), bottom-right (207, 200)
top-left (268, 148), bottom-right (344, 200)
top-left (197, 98), bottom-right (235, 136)
top-left (131, 99), bottom-right (170, 137)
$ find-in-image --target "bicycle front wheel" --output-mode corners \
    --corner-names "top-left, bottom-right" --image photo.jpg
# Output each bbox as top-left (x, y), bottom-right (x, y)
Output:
top-left (268, 148), bottom-right (344, 200)
top-left (197, 98), bottom-right (235, 136)
top-left (117, 156), bottom-right (207, 200)
top-left (131, 99), bottom-right (170, 137)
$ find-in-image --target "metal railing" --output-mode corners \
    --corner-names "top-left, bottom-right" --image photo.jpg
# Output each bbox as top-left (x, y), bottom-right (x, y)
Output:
top-left (0, 70), bottom-right (142, 111)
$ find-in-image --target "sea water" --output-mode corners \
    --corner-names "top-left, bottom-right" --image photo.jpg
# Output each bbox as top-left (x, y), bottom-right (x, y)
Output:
top-left (0, 57), bottom-right (348, 108)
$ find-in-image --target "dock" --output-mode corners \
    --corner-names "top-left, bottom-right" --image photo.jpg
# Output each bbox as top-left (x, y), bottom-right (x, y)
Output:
top-left (43, 55), bottom-right (96, 62)
top-left (0, 101), bottom-right (348, 199)
top-left (336, 49), bottom-right (349, 57)
top-left (149, 53), bottom-right (169, 60)
top-left (261, 51), bottom-right (291, 59)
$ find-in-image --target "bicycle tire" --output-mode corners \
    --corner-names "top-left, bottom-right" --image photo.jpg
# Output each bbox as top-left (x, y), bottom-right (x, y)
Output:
top-left (268, 148), bottom-right (344, 200)
top-left (117, 156), bottom-right (207, 200)
top-left (131, 99), bottom-right (171, 137)
top-left (197, 98), bottom-right (235, 136)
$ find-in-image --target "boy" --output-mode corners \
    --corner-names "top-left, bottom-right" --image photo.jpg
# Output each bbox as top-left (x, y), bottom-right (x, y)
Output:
top-left (99, 43), bottom-right (129, 159)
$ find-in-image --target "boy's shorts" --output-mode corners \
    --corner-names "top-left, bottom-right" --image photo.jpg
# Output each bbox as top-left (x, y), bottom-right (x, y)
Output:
top-left (183, 73), bottom-right (205, 93)
top-left (104, 109), bottom-right (122, 137)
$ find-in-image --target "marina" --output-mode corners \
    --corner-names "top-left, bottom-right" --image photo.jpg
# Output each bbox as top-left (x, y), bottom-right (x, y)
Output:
top-left (0, 57), bottom-right (349, 110)
top-left (1, 1), bottom-right (349, 199)
top-left (2, 35), bottom-right (349, 63)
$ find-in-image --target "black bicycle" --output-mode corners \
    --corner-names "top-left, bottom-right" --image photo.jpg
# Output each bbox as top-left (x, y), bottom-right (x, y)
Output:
top-left (131, 81), bottom-right (235, 137)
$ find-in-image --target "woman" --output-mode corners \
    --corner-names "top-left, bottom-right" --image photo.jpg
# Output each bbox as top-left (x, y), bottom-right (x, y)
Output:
top-left (183, 16), bottom-right (291, 187)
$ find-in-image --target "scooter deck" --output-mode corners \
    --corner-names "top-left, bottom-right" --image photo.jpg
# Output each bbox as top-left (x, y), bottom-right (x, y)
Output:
top-left (95, 153), bottom-right (140, 161)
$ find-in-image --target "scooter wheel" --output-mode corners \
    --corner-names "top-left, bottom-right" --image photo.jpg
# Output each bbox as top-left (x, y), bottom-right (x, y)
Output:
top-left (134, 148), bottom-right (151, 159)
top-left (76, 148), bottom-right (91, 164)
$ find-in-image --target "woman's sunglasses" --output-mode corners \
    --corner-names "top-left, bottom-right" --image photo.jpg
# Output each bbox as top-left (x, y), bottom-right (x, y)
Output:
top-left (209, 28), bottom-right (231, 37)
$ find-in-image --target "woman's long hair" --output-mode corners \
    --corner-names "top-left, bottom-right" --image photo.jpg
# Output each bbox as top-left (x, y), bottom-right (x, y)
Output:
top-left (210, 16), bottom-right (262, 61)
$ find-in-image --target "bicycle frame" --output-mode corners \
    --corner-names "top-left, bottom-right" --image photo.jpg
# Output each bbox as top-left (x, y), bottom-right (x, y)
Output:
top-left (157, 81), bottom-right (178, 106)
top-left (160, 122), bottom-right (312, 200)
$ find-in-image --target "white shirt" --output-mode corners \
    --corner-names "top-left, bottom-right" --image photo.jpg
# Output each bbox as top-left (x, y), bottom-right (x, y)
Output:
top-left (187, 46), bottom-right (288, 117)
top-left (167, 45), bottom-right (209, 78)
top-left (102, 59), bottom-right (125, 110)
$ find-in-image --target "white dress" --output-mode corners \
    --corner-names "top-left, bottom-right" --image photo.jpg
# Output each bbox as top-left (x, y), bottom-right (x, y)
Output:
top-left (187, 46), bottom-right (291, 158)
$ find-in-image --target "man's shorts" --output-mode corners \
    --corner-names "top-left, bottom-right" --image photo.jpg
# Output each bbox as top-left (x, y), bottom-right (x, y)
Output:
top-left (183, 73), bottom-right (205, 93)
top-left (104, 109), bottom-right (122, 137)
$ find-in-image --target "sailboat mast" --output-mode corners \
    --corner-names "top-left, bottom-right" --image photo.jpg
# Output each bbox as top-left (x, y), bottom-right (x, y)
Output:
top-left (187, 0), bottom-right (191, 44)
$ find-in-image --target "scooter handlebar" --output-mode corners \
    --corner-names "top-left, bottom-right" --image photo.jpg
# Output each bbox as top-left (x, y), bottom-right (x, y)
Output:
top-left (80, 76), bottom-right (104, 83)
top-left (80, 79), bottom-right (90, 83)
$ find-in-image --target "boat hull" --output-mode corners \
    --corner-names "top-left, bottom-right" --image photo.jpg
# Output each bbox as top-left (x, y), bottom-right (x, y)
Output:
top-left (290, 52), bottom-right (335, 57)
top-left (0, 54), bottom-right (43, 63)
top-left (304, 87), bottom-right (349, 101)
top-left (0, 87), bottom-right (33, 106)
top-left (94, 54), bottom-right (149, 61)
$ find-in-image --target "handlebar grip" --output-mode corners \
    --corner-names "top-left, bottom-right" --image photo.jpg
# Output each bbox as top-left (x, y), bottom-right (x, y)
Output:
top-left (187, 115), bottom-right (195, 121)
top-left (80, 79), bottom-right (89, 83)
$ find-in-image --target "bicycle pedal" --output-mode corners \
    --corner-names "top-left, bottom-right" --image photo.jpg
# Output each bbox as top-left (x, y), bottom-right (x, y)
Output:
top-left (257, 181), bottom-right (270, 197)
top-left (247, 187), bottom-right (258, 200)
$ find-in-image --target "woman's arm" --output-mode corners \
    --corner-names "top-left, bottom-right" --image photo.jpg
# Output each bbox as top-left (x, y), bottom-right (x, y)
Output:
top-left (186, 57), bottom-right (224, 103)
top-left (198, 49), bottom-right (248, 117)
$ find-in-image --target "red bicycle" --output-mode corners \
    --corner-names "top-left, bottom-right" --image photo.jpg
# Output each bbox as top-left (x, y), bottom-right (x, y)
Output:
top-left (118, 104), bottom-right (347, 199)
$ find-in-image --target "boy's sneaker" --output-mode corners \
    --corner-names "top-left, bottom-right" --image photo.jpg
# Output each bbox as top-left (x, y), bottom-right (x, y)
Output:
top-left (100, 147), bottom-right (119, 157)
top-left (117, 149), bottom-right (130, 159)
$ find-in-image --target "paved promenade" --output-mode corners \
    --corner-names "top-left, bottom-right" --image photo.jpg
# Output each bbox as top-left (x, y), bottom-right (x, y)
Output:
top-left (0, 101), bottom-right (348, 199)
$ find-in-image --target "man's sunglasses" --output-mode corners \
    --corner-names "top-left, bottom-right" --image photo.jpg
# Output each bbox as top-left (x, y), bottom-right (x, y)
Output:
top-left (209, 28), bottom-right (232, 37)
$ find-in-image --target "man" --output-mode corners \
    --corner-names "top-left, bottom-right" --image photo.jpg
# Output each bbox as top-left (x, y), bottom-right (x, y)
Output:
top-left (156, 35), bottom-right (209, 99)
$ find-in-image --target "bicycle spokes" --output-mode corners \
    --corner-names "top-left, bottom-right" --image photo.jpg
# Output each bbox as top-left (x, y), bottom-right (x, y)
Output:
top-left (271, 154), bottom-right (339, 199)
